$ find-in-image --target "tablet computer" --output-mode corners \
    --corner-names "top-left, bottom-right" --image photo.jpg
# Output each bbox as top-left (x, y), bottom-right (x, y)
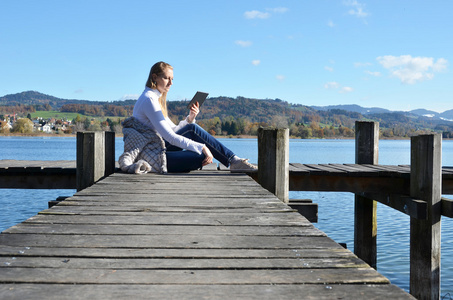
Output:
top-left (187, 91), bottom-right (209, 109)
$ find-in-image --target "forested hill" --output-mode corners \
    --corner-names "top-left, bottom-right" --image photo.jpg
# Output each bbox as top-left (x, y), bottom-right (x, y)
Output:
top-left (0, 91), bottom-right (134, 108)
top-left (1, 90), bottom-right (453, 138)
top-left (168, 96), bottom-right (317, 123)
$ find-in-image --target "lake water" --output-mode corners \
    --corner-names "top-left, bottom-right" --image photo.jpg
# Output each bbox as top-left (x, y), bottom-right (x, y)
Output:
top-left (1, 136), bottom-right (452, 295)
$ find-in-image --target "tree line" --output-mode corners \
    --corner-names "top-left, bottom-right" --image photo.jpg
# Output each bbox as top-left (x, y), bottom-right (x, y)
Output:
top-left (2, 94), bottom-right (453, 138)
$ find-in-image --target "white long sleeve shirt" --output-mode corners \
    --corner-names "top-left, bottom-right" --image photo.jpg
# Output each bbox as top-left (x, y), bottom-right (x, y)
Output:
top-left (132, 87), bottom-right (204, 154)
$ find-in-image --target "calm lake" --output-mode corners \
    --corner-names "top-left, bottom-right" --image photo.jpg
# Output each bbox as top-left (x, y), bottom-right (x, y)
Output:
top-left (0, 136), bottom-right (452, 295)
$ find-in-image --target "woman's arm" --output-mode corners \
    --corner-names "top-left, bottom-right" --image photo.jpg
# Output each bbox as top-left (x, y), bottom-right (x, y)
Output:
top-left (141, 97), bottom-right (204, 154)
top-left (171, 102), bottom-right (199, 132)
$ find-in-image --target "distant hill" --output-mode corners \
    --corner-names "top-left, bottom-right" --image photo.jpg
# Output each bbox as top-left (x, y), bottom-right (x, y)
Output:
top-left (310, 104), bottom-right (391, 115)
top-left (0, 91), bottom-right (113, 108)
top-left (440, 110), bottom-right (453, 120)
top-left (410, 108), bottom-right (438, 116)
top-left (1, 91), bottom-right (453, 137)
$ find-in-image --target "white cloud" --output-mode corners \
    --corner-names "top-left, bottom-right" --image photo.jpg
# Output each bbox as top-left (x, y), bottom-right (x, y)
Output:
top-left (354, 62), bottom-right (372, 67)
top-left (251, 60), bottom-right (261, 66)
top-left (235, 40), bottom-right (252, 47)
top-left (267, 7), bottom-right (288, 14)
top-left (327, 20), bottom-right (335, 27)
top-left (74, 89), bottom-right (84, 94)
top-left (325, 82), bottom-right (354, 94)
top-left (276, 75), bottom-right (285, 81)
top-left (244, 7), bottom-right (287, 19)
top-left (324, 82), bottom-right (340, 89)
top-left (344, 1), bottom-right (369, 19)
top-left (120, 94), bottom-right (139, 100)
top-left (377, 55), bottom-right (448, 84)
top-left (244, 10), bottom-right (270, 19)
top-left (324, 66), bottom-right (334, 72)
top-left (365, 70), bottom-right (381, 77)
top-left (340, 87), bottom-right (354, 93)
top-left (433, 58), bottom-right (448, 72)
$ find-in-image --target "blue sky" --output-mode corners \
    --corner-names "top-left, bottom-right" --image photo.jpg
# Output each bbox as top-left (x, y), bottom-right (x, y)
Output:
top-left (1, 0), bottom-right (451, 113)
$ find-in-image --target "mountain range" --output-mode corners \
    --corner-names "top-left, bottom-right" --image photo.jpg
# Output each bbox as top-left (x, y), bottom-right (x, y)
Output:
top-left (311, 104), bottom-right (453, 121)
top-left (1, 91), bottom-right (453, 134)
top-left (2, 90), bottom-right (452, 121)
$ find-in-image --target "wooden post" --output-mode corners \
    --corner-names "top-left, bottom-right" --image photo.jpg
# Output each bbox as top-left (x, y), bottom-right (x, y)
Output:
top-left (410, 134), bottom-right (441, 299)
top-left (258, 127), bottom-right (289, 203)
top-left (77, 131), bottom-right (114, 191)
top-left (104, 131), bottom-right (116, 177)
top-left (354, 121), bottom-right (379, 269)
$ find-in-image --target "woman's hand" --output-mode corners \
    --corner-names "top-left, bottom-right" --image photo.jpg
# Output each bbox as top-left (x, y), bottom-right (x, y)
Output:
top-left (187, 102), bottom-right (199, 123)
top-left (201, 145), bottom-right (213, 166)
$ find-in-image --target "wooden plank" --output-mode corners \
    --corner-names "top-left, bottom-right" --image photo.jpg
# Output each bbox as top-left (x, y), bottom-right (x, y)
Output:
top-left (0, 173), bottom-right (76, 189)
top-left (303, 164), bottom-right (347, 175)
top-left (0, 234), bottom-right (341, 249)
top-left (0, 268), bottom-right (389, 284)
top-left (288, 202), bottom-right (318, 223)
top-left (441, 197), bottom-right (453, 218)
top-left (289, 172), bottom-right (410, 194)
top-left (289, 163), bottom-right (313, 174)
top-left (359, 193), bottom-right (427, 220)
top-left (56, 198), bottom-right (282, 206)
top-left (0, 284), bottom-right (415, 300)
top-left (42, 205), bottom-right (295, 214)
top-left (441, 166), bottom-right (453, 177)
top-left (0, 167), bottom-right (412, 299)
top-left (326, 163), bottom-right (378, 176)
top-left (23, 213), bottom-right (311, 226)
top-left (0, 256), bottom-right (368, 269)
top-left (356, 164), bottom-right (409, 177)
top-left (0, 246), bottom-right (356, 259)
top-left (3, 224), bottom-right (324, 236)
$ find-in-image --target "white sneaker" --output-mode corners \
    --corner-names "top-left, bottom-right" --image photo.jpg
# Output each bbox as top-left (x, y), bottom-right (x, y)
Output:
top-left (230, 159), bottom-right (258, 172)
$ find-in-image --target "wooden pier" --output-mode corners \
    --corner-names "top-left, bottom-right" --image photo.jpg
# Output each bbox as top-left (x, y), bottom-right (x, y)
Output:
top-left (1, 122), bottom-right (451, 299)
top-left (0, 167), bottom-right (413, 299)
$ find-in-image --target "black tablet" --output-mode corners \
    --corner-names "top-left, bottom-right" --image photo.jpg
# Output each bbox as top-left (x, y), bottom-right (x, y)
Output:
top-left (187, 91), bottom-right (209, 109)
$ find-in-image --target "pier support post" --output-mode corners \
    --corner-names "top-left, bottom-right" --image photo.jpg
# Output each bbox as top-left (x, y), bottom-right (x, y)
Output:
top-left (77, 131), bottom-right (115, 191)
top-left (410, 134), bottom-right (441, 299)
top-left (104, 131), bottom-right (116, 176)
top-left (354, 121), bottom-right (378, 269)
top-left (258, 127), bottom-right (289, 203)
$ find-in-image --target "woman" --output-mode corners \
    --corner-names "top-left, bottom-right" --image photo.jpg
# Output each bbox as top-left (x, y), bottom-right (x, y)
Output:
top-left (132, 61), bottom-right (257, 173)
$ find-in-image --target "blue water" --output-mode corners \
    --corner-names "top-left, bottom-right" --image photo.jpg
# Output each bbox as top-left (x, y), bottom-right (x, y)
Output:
top-left (0, 136), bottom-right (452, 295)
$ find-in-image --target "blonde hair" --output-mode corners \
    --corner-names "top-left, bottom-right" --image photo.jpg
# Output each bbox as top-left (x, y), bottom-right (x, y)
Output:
top-left (146, 61), bottom-right (173, 117)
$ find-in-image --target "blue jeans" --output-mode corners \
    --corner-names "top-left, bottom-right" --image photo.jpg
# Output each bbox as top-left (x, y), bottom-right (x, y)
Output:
top-left (165, 124), bottom-right (235, 173)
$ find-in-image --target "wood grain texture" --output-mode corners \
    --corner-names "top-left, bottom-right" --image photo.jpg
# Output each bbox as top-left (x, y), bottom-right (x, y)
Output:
top-left (0, 170), bottom-right (413, 299)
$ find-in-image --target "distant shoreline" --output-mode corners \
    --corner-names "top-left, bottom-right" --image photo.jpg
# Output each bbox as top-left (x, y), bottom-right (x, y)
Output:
top-left (0, 132), bottom-right (430, 140)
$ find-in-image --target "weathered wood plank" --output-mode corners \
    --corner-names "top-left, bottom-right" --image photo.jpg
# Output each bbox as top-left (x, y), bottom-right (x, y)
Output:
top-left (23, 212), bottom-right (311, 226)
top-left (442, 197), bottom-right (453, 218)
top-left (3, 224), bottom-right (323, 236)
top-left (0, 268), bottom-right (389, 284)
top-left (0, 246), bottom-right (356, 259)
top-left (0, 234), bottom-right (341, 249)
top-left (0, 284), bottom-right (415, 300)
top-left (56, 198), bottom-right (282, 206)
top-left (358, 192), bottom-right (427, 220)
top-left (0, 256), bottom-right (368, 269)
top-left (0, 164), bottom-right (412, 298)
top-left (326, 163), bottom-right (378, 176)
top-left (41, 206), bottom-right (294, 214)
top-left (289, 172), bottom-right (410, 194)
